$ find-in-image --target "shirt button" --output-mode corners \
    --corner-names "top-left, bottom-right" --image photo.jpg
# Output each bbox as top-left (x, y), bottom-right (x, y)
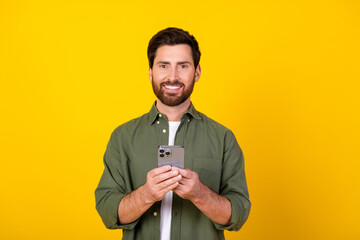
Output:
top-left (156, 121), bottom-right (160, 124)
top-left (159, 114), bottom-right (162, 117)
top-left (162, 129), bottom-right (166, 133)
top-left (153, 212), bottom-right (158, 217)
top-left (187, 119), bottom-right (190, 122)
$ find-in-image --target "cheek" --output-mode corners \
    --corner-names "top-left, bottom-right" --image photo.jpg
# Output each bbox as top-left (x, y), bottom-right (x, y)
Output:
top-left (182, 73), bottom-right (195, 83)
top-left (153, 71), bottom-right (167, 80)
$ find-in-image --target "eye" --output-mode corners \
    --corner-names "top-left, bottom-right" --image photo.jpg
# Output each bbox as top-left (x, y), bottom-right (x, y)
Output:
top-left (179, 64), bottom-right (188, 69)
top-left (159, 64), bottom-right (166, 69)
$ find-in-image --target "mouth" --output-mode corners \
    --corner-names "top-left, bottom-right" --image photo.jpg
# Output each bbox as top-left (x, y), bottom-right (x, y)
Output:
top-left (164, 85), bottom-right (182, 90)
top-left (161, 84), bottom-right (183, 93)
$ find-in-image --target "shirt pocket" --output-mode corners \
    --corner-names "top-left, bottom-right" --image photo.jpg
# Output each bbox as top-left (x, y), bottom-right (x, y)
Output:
top-left (193, 157), bottom-right (222, 193)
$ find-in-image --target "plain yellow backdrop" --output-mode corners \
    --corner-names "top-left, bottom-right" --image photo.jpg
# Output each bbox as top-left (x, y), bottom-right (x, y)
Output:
top-left (1, 0), bottom-right (359, 239)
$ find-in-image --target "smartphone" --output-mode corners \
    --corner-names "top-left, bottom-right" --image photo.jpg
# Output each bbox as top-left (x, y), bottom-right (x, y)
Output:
top-left (158, 145), bottom-right (184, 169)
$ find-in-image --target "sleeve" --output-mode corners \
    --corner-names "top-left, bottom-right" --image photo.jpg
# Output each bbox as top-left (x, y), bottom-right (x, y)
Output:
top-left (213, 129), bottom-right (251, 231)
top-left (94, 129), bottom-right (140, 230)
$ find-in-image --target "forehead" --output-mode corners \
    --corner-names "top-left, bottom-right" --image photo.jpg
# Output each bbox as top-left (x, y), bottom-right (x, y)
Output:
top-left (154, 44), bottom-right (193, 62)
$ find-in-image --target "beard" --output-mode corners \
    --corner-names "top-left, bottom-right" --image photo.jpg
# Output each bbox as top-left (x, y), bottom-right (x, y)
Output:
top-left (152, 76), bottom-right (195, 107)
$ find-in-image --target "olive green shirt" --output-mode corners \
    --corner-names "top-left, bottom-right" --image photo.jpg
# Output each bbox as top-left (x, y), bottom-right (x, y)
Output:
top-left (95, 102), bottom-right (251, 240)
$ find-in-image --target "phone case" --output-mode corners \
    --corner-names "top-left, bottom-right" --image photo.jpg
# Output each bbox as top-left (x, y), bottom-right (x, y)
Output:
top-left (158, 145), bottom-right (184, 169)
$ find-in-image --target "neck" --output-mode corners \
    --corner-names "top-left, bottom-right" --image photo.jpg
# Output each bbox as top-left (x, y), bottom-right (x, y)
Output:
top-left (156, 98), bottom-right (191, 121)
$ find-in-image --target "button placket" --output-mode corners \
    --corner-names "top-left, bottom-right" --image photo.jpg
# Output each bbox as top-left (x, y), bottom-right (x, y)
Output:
top-left (157, 113), bottom-right (169, 145)
top-left (174, 116), bottom-right (190, 147)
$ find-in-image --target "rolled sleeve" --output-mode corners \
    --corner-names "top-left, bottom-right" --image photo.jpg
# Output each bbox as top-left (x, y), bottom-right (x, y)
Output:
top-left (213, 130), bottom-right (251, 231)
top-left (95, 129), bottom-right (140, 230)
top-left (95, 189), bottom-right (126, 229)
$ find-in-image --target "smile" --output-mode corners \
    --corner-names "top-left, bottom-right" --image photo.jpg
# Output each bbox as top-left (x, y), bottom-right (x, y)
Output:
top-left (164, 85), bottom-right (182, 90)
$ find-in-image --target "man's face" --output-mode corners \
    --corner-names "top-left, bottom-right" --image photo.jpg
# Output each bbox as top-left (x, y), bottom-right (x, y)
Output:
top-left (149, 44), bottom-right (201, 107)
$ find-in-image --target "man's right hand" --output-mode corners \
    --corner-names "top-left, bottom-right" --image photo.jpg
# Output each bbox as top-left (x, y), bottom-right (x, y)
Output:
top-left (142, 165), bottom-right (182, 203)
top-left (118, 165), bottom-right (182, 224)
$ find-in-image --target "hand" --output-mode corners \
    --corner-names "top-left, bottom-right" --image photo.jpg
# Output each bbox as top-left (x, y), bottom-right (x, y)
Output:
top-left (142, 165), bottom-right (182, 203)
top-left (172, 167), bottom-right (232, 225)
top-left (172, 167), bottom-right (204, 202)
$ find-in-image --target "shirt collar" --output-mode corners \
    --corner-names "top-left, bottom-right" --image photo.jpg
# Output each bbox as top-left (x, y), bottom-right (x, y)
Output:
top-left (148, 101), bottom-right (201, 125)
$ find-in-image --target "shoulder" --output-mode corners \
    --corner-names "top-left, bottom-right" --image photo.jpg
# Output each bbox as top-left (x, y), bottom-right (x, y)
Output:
top-left (110, 112), bottom-right (150, 139)
top-left (197, 112), bottom-right (233, 135)
top-left (196, 112), bottom-right (239, 149)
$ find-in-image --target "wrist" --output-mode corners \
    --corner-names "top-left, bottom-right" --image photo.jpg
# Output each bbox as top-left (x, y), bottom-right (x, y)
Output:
top-left (191, 182), bottom-right (208, 204)
top-left (140, 184), bottom-right (156, 205)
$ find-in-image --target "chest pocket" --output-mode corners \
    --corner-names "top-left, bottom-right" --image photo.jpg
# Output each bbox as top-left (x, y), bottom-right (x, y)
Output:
top-left (129, 149), bottom-right (158, 189)
top-left (193, 157), bottom-right (222, 193)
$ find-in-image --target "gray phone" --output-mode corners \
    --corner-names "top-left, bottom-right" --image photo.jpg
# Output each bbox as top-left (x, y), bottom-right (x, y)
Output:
top-left (157, 145), bottom-right (184, 169)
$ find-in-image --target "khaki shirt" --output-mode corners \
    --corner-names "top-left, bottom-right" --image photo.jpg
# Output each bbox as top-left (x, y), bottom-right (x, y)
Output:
top-left (95, 102), bottom-right (251, 240)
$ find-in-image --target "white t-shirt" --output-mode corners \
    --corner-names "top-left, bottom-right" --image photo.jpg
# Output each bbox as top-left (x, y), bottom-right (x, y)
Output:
top-left (160, 121), bottom-right (181, 240)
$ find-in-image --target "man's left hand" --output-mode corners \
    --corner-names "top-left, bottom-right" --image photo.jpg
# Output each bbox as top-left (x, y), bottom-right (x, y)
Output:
top-left (172, 166), bottom-right (232, 225)
top-left (172, 167), bottom-right (204, 202)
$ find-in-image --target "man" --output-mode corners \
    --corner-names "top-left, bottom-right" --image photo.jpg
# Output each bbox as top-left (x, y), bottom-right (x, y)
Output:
top-left (95, 27), bottom-right (251, 240)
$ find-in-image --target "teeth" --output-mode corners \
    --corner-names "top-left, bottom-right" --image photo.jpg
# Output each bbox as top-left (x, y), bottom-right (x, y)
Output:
top-left (164, 85), bottom-right (181, 90)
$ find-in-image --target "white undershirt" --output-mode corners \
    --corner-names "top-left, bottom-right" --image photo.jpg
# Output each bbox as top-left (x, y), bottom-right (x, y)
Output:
top-left (160, 121), bottom-right (181, 240)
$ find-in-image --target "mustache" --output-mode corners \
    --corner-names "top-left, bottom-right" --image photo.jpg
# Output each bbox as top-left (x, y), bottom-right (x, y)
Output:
top-left (160, 80), bottom-right (185, 87)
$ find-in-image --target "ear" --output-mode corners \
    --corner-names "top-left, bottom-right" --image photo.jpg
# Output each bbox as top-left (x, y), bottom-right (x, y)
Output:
top-left (148, 67), bottom-right (153, 82)
top-left (194, 64), bottom-right (201, 82)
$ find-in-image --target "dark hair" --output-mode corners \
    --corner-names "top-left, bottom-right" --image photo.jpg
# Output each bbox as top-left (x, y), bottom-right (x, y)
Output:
top-left (147, 27), bottom-right (201, 68)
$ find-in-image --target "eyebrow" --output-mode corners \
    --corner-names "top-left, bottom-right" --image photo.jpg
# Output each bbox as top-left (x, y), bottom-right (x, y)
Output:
top-left (156, 61), bottom-right (192, 65)
top-left (177, 61), bottom-right (192, 65)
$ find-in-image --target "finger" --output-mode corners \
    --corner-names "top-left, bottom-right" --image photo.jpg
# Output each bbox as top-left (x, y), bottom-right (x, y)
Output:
top-left (157, 178), bottom-right (181, 196)
top-left (172, 167), bottom-right (193, 179)
top-left (177, 177), bottom-right (190, 185)
top-left (153, 169), bottom-right (180, 184)
top-left (150, 181), bottom-right (180, 201)
top-left (157, 174), bottom-right (182, 190)
top-left (173, 182), bottom-right (186, 191)
top-left (148, 165), bottom-right (172, 178)
top-left (172, 185), bottom-right (186, 197)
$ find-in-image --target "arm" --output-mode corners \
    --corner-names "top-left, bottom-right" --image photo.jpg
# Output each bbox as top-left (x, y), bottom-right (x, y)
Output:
top-left (172, 167), bottom-right (231, 225)
top-left (95, 128), bottom-right (182, 229)
top-left (118, 166), bottom-right (182, 224)
top-left (173, 130), bottom-right (251, 230)
top-left (218, 130), bottom-right (251, 230)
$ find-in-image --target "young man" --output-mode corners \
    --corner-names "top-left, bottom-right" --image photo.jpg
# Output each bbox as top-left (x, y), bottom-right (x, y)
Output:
top-left (95, 27), bottom-right (251, 240)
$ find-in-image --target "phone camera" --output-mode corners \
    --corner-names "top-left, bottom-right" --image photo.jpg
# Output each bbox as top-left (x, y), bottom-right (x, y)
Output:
top-left (165, 151), bottom-right (170, 155)
top-left (160, 154), bottom-right (164, 157)
top-left (159, 149), bottom-right (164, 153)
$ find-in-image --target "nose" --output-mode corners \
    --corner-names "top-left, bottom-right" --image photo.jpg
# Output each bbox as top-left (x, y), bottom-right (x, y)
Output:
top-left (168, 66), bottom-right (179, 81)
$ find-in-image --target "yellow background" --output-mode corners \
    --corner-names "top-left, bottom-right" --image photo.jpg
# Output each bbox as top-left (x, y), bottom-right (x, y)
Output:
top-left (1, 0), bottom-right (359, 239)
